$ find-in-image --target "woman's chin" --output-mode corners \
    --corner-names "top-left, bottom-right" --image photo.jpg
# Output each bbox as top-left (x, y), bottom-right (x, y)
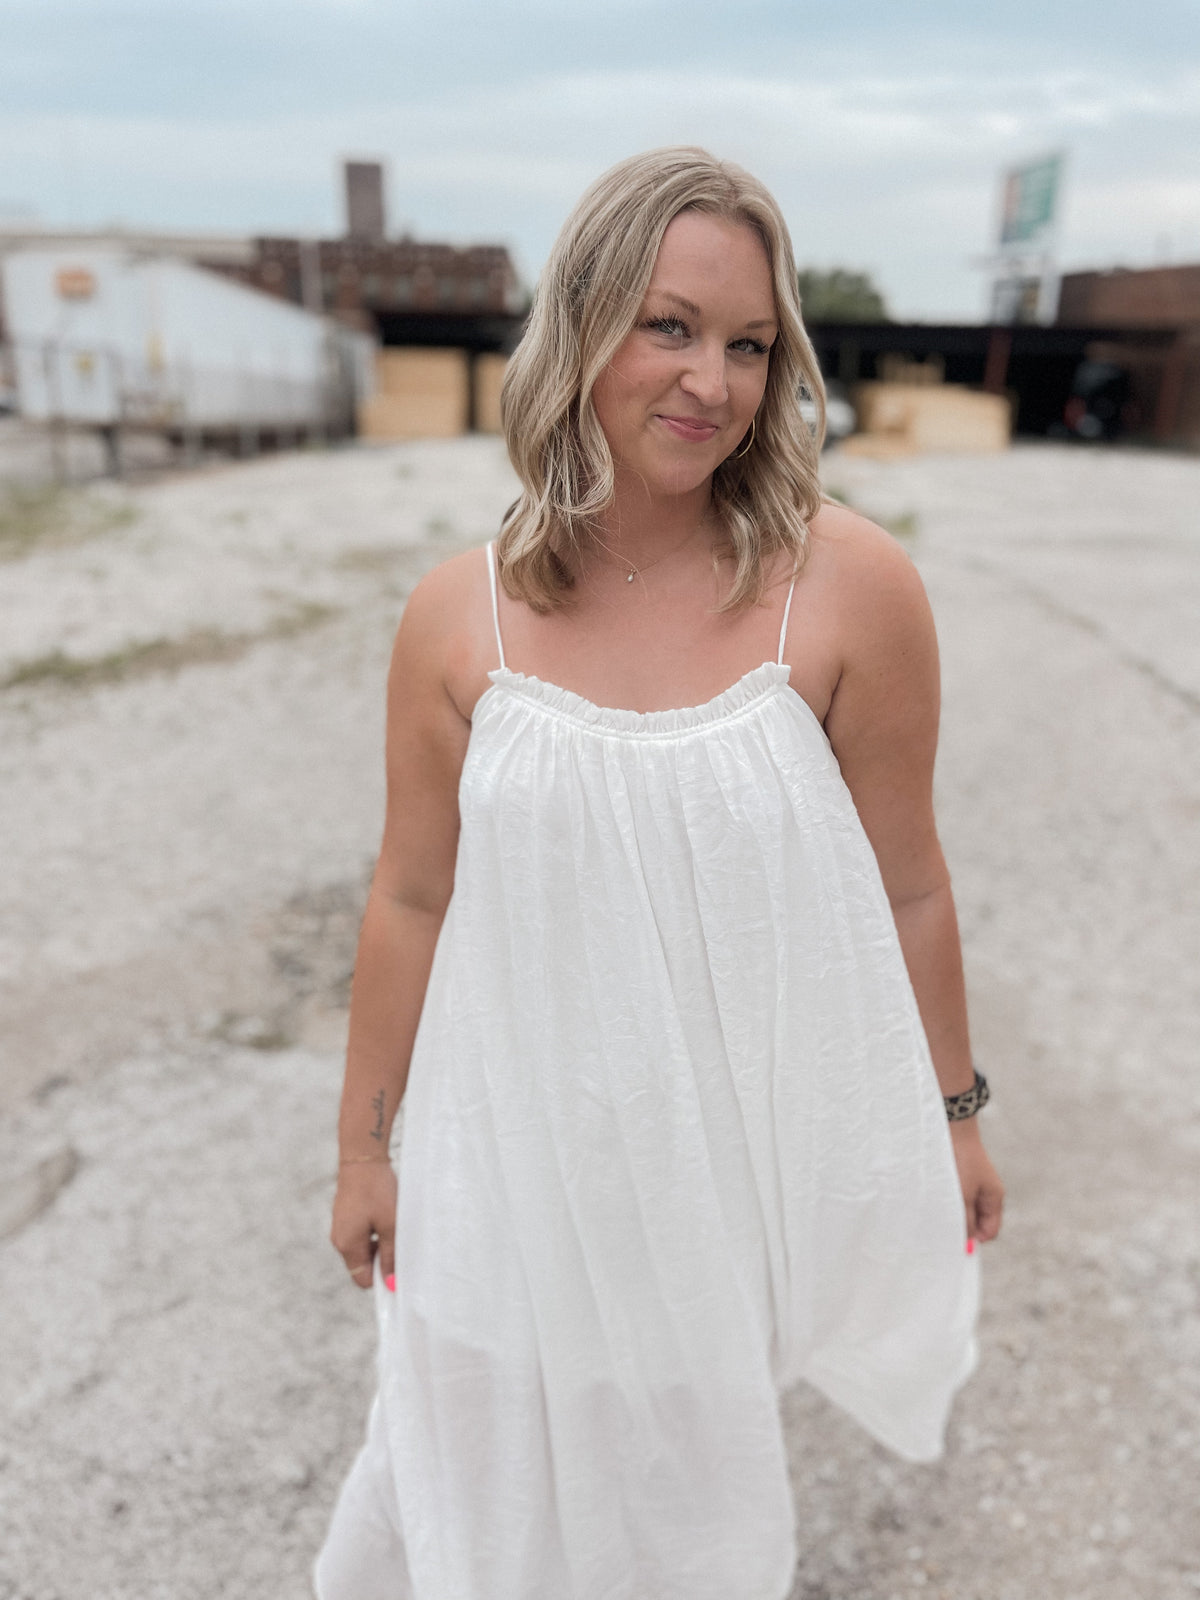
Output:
top-left (626, 456), bottom-right (720, 500)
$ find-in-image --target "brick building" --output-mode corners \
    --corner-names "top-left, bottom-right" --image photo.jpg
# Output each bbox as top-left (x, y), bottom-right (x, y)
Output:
top-left (202, 160), bottom-right (524, 346)
top-left (1056, 264), bottom-right (1200, 447)
top-left (206, 233), bottom-right (524, 348)
top-left (0, 162), bottom-right (527, 440)
top-left (198, 162), bottom-right (526, 436)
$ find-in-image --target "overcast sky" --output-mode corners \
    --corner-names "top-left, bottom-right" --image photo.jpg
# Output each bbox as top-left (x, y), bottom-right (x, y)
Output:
top-left (1, 0), bottom-right (1197, 320)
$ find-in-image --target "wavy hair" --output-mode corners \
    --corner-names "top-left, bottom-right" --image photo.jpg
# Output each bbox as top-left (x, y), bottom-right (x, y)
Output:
top-left (497, 145), bottom-right (826, 612)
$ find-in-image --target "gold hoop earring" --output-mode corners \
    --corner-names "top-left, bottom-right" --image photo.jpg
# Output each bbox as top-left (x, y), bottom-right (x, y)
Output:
top-left (731, 417), bottom-right (756, 460)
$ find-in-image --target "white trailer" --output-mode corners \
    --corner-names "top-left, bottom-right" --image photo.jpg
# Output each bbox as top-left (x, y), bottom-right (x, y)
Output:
top-left (0, 248), bottom-right (375, 446)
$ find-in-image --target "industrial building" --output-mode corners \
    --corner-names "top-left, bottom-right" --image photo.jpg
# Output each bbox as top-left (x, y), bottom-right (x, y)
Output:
top-left (1055, 263), bottom-right (1200, 448)
top-left (0, 160), bottom-right (526, 449)
top-left (4, 155), bottom-right (1197, 457)
top-left (805, 315), bottom-right (1178, 451)
top-left (198, 161), bottom-right (526, 438)
top-left (1, 247), bottom-right (375, 468)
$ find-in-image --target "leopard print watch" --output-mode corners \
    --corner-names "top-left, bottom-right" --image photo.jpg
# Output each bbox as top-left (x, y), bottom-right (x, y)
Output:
top-left (944, 1068), bottom-right (990, 1121)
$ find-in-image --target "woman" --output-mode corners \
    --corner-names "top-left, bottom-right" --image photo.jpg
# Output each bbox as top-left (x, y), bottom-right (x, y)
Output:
top-left (315, 146), bottom-right (1003, 1600)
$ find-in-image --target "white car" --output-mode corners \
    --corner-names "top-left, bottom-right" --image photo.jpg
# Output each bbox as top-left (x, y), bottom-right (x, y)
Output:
top-left (801, 378), bottom-right (856, 445)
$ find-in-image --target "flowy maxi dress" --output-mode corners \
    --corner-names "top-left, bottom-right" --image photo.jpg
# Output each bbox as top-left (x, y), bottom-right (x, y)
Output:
top-left (315, 541), bottom-right (980, 1600)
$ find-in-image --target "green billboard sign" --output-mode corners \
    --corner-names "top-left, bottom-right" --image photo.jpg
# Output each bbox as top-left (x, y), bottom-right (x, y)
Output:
top-left (999, 154), bottom-right (1062, 247)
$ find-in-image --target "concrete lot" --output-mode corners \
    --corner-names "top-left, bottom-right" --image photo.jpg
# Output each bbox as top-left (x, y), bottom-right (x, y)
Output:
top-left (1, 436), bottom-right (1198, 1600)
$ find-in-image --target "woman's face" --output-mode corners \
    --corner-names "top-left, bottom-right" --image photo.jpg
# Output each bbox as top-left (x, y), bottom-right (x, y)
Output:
top-left (590, 210), bottom-right (777, 501)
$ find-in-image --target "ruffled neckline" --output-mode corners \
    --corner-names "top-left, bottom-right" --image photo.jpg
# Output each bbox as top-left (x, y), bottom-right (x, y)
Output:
top-left (480, 661), bottom-right (799, 739)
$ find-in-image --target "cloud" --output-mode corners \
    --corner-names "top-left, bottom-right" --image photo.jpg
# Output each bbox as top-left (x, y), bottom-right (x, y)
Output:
top-left (1, 8), bottom-right (1198, 318)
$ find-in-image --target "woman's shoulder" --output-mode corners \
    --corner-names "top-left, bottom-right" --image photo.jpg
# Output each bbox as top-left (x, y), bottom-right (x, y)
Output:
top-left (393, 542), bottom-right (498, 654)
top-left (807, 495), bottom-right (921, 580)
top-left (401, 542), bottom-right (490, 619)
top-left (393, 543), bottom-right (497, 718)
top-left (803, 496), bottom-right (931, 634)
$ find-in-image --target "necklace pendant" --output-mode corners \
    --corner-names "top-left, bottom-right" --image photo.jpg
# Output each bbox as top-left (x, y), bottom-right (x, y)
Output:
top-left (626, 570), bottom-right (636, 582)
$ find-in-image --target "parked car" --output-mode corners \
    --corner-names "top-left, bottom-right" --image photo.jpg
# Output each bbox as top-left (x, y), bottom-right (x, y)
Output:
top-left (1061, 360), bottom-right (1132, 441)
top-left (800, 377), bottom-right (857, 446)
top-left (0, 344), bottom-right (16, 412)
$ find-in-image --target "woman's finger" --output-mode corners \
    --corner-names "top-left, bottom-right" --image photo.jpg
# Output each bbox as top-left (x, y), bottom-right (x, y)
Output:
top-left (975, 1178), bottom-right (1005, 1242)
top-left (377, 1215), bottom-right (396, 1290)
top-left (346, 1255), bottom-right (375, 1290)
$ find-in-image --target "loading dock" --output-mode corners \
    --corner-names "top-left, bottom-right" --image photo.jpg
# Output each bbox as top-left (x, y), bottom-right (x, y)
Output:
top-left (808, 321), bottom-right (1176, 441)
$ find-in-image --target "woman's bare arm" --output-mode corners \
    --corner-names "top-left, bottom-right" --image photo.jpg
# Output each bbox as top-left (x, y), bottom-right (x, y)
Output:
top-left (330, 562), bottom-right (473, 1289)
top-left (821, 516), bottom-right (1004, 1243)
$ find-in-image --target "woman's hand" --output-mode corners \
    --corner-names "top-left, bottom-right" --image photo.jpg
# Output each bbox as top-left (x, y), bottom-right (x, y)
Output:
top-left (330, 1163), bottom-right (398, 1291)
top-left (949, 1120), bottom-right (1004, 1244)
top-left (328, 555), bottom-right (479, 1296)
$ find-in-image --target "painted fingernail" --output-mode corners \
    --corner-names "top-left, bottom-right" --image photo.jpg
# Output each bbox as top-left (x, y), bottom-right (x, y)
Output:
top-left (966, 1238), bottom-right (976, 1255)
top-left (384, 1274), bottom-right (396, 1293)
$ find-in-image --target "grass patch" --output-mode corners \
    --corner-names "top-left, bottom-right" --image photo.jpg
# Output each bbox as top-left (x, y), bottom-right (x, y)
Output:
top-left (884, 510), bottom-right (920, 542)
top-left (0, 483), bottom-right (139, 560)
top-left (268, 600), bottom-right (339, 639)
top-left (1, 602), bottom-right (338, 693)
top-left (821, 485), bottom-right (919, 543)
top-left (209, 1011), bottom-right (294, 1052)
top-left (335, 545), bottom-right (409, 573)
top-left (3, 632), bottom-right (247, 690)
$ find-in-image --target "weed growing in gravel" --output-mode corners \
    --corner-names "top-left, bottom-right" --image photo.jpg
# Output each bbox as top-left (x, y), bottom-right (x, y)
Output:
top-left (335, 546), bottom-right (408, 572)
top-left (209, 1011), bottom-right (293, 1052)
top-left (821, 483), bottom-right (919, 543)
top-left (1, 603), bottom-right (338, 692)
top-left (886, 511), bottom-right (920, 542)
top-left (0, 483), bottom-right (138, 560)
top-left (270, 600), bottom-right (339, 638)
top-left (3, 633), bottom-right (242, 689)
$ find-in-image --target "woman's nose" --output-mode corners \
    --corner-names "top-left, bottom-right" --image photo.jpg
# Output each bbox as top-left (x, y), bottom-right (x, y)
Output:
top-left (680, 345), bottom-right (727, 406)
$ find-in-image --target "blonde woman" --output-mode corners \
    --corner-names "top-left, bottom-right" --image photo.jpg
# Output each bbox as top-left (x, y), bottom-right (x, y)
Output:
top-left (315, 147), bottom-right (1003, 1600)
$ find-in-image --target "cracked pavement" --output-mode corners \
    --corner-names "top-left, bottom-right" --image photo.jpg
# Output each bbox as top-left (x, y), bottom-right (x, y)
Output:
top-left (1, 438), bottom-right (1198, 1600)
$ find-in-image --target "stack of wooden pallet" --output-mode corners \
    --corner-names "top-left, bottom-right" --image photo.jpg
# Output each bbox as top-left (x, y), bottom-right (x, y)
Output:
top-left (840, 357), bottom-right (1011, 456)
top-left (357, 349), bottom-right (509, 440)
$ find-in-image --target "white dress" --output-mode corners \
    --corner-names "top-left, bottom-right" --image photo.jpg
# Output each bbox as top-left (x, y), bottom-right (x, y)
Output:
top-left (315, 542), bottom-right (979, 1600)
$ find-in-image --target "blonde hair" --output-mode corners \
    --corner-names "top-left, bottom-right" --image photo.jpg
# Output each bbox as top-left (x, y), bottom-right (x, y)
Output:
top-left (497, 145), bottom-right (826, 612)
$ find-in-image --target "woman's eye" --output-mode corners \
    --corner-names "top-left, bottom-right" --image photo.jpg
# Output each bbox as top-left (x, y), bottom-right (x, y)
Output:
top-left (641, 317), bottom-right (770, 354)
top-left (645, 315), bottom-right (689, 339)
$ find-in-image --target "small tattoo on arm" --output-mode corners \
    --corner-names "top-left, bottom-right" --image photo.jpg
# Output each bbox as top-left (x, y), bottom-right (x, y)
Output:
top-left (369, 1089), bottom-right (386, 1143)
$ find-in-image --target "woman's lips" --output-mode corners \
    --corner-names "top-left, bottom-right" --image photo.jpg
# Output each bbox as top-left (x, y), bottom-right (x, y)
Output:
top-left (656, 414), bottom-right (720, 442)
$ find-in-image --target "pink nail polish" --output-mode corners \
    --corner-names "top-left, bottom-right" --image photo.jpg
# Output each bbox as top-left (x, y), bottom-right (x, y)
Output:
top-left (384, 1274), bottom-right (396, 1293)
top-left (966, 1238), bottom-right (976, 1255)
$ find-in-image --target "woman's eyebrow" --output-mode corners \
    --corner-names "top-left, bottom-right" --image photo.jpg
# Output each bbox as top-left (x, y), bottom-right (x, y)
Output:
top-left (650, 291), bottom-right (704, 318)
top-left (649, 291), bottom-right (778, 331)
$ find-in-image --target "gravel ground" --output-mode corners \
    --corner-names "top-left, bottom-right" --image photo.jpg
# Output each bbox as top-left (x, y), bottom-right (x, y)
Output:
top-left (1, 436), bottom-right (1197, 1600)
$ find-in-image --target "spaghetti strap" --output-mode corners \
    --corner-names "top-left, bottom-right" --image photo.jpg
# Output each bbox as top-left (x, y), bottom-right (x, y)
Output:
top-left (486, 540), bottom-right (507, 671)
top-left (777, 573), bottom-right (797, 665)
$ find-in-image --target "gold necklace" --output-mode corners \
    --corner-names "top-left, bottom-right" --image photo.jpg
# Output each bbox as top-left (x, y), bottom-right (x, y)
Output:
top-left (591, 524), bottom-right (712, 584)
